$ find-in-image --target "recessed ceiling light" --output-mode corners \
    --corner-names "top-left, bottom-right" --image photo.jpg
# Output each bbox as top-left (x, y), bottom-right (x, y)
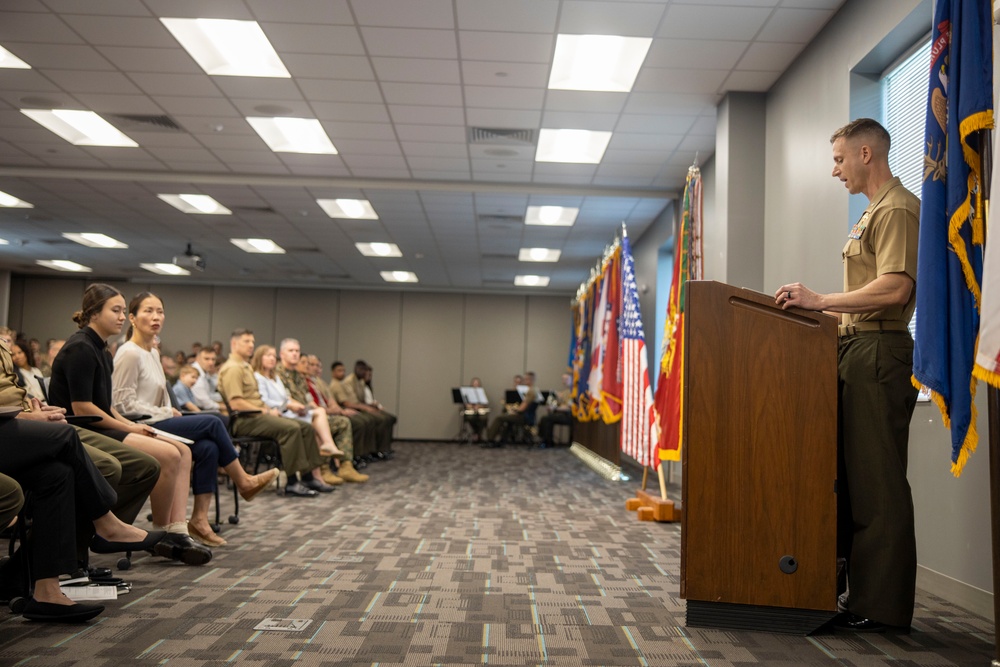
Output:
top-left (37, 259), bottom-right (91, 273)
top-left (317, 198), bottom-right (378, 220)
top-left (525, 205), bottom-right (579, 226)
top-left (515, 275), bottom-right (551, 287)
top-left (0, 45), bottom-right (30, 69)
top-left (231, 238), bottom-right (285, 254)
top-left (356, 242), bottom-right (402, 257)
top-left (535, 129), bottom-right (611, 164)
top-left (519, 247), bottom-right (561, 262)
top-left (160, 18), bottom-right (290, 78)
top-left (0, 238), bottom-right (9, 245)
top-left (157, 193), bottom-right (231, 215)
top-left (380, 270), bottom-right (418, 283)
top-left (62, 232), bottom-right (128, 249)
top-left (0, 190), bottom-right (33, 208)
top-left (548, 34), bottom-right (652, 92)
top-left (140, 262), bottom-right (191, 276)
top-left (247, 117), bottom-right (337, 154)
top-left (20, 109), bottom-right (138, 147)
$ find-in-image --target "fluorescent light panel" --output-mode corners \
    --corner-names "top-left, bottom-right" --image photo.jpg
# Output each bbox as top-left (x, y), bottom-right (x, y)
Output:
top-left (247, 117), bottom-right (337, 154)
top-left (0, 45), bottom-right (30, 69)
top-left (515, 275), bottom-right (550, 287)
top-left (141, 263), bottom-right (191, 276)
top-left (519, 248), bottom-right (561, 262)
top-left (0, 190), bottom-right (33, 208)
top-left (160, 18), bottom-right (290, 78)
top-left (535, 129), bottom-right (611, 164)
top-left (62, 233), bottom-right (128, 249)
top-left (157, 194), bottom-right (231, 215)
top-left (525, 205), bottom-right (579, 226)
top-left (549, 34), bottom-right (652, 92)
top-left (0, 239), bottom-right (9, 245)
top-left (231, 238), bottom-right (285, 254)
top-left (21, 109), bottom-right (138, 147)
top-left (356, 242), bottom-right (402, 257)
top-left (37, 259), bottom-right (91, 273)
top-left (317, 198), bottom-right (378, 220)
top-left (380, 270), bottom-right (418, 283)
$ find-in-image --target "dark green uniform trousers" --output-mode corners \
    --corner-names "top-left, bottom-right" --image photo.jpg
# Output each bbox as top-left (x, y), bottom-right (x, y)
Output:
top-left (838, 331), bottom-right (917, 628)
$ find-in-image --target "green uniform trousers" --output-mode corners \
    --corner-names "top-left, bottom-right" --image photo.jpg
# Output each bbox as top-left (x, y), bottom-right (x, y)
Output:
top-left (327, 414), bottom-right (353, 459)
top-left (838, 331), bottom-right (917, 627)
top-left (232, 414), bottom-right (323, 476)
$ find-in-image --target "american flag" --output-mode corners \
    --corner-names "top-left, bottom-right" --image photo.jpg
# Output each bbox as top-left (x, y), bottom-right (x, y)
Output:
top-left (619, 232), bottom-right (658, 467)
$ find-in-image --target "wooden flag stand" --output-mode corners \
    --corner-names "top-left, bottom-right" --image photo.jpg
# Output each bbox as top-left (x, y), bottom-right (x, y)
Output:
top-left (625, 465), bottom-right (682, 522)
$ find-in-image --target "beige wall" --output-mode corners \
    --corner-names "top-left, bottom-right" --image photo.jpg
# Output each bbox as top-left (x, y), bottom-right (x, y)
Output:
top-left (7, 276), bottom-right (570, 440)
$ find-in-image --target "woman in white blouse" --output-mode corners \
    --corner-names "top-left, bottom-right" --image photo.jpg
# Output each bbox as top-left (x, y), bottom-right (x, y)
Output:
top-left (10, 337), bottom-right (45, 401)
top-left (251, 345), bottom-right (343, 457)
top-left (112, 292), bottom-right (278, 547)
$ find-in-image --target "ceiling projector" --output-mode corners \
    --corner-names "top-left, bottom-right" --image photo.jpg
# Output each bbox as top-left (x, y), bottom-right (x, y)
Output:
top-left (173, 244), bottom-right (205, 271)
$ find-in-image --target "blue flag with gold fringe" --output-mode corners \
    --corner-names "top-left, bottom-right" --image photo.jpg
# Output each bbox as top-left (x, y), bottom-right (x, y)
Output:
top-left (912, 0), bottom-right (993, 476)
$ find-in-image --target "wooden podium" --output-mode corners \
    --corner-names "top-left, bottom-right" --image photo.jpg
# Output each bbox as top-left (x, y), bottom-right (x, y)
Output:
top-left (680, 281), bottom-right (839, 634)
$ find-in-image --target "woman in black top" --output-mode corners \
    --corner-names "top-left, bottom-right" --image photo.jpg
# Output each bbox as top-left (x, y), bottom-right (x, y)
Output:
top-left (48, 284), bottom-right (211, 566)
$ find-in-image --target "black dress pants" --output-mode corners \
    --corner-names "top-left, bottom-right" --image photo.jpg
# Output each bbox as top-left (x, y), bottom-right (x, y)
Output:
top-left (0, 419), bottom-right (114, 580)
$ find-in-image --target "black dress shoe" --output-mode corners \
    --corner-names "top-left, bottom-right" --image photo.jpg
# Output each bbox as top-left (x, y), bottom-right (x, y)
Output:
top-left (284, 481), bottom-right (319, 497)
top-left (833, 612), bottom-right (896, 633)
top-left (303, 477), bottom-right (335, 493)
top-left (23, 599), bottom-right (104, 622)
top-left (91, 529), bottom-right (167, 554)
top-left (151, 532), bottom-right (213, 565)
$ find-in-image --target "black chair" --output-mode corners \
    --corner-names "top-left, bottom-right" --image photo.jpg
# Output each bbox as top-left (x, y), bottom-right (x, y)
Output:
top-left (221, 399), bottom-right (282, 506)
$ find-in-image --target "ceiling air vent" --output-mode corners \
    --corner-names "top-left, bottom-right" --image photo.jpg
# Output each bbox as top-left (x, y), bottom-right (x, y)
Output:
top-left (468, 127), bottom-right (536, 146)
top-left (476, 214), bottom-right (523, 224)
top-left (106, 114), bottom-right (185, 133)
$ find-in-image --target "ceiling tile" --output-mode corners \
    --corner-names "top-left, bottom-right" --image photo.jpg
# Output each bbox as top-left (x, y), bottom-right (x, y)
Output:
top-left (372, 58), bottom-right (461, 85)
top-left (645, 38), bottom-right (749, 70)
top-left (0, 12), bottom-right (85, 43)
top-left (382, 82), bottom-right (463, 107)
top-left (282, 54), bottom-right (375, 81)
top-left (44, 70), bottom-right (144, 95)
top-left (723, 69), bottom-right (783, 91)
top-left (456, 0), bottom-right (559, 32)
top-left (388, 105), bottom-right (466, 126)
top-left (394, 124), bottom-right (467, 143)
top-left (458, 31), bottom-right (553, 63)
top-left (465, 108), bottom-right (541, 128)
top-left (296, 79), bottom-right (385, 104)
top-left (632, 68), bottom-right (729, 94)
top-left (658, 5), bottom-right (772, 41)
top-left (352, 0), bottom-right (455, 29)
top-left (60, 15), bottom-right (177, 47)
top-left (464, 86), bottom-right (544, 110)
top-left (361, 27), bottom-right (458, 59)
top-left (558, 1), bottom-right (667, 37)
top-left (758, 8), bottom-right (836, 42)
top-left (96, 46), bottom-right (202, 74)
top-left (738, 41), bottom-right (806, 70)
top-left (541, 111), bottom-right (618, 131)
top-left (264, 24), bottom-right (365, 55)
top-left (461, 61), bottom-right (549, 88)
top-left (311, 102), bottom-right (391, 123)
top-left (246, 0), bottom-right (353, 24)
top-left (545, 90), bottom-right (625, 114)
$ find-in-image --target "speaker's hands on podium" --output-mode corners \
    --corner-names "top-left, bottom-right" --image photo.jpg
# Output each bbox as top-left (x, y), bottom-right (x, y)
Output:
top-left (774, 282), bottom-right (823, 311)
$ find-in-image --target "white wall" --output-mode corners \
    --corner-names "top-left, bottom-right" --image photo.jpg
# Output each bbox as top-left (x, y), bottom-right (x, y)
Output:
top-left (8, 277), bottom-right (570, 441)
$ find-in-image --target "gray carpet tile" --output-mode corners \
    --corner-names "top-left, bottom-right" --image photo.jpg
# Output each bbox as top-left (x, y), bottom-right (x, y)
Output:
top-left (0, 441), bottom-right (993, 666)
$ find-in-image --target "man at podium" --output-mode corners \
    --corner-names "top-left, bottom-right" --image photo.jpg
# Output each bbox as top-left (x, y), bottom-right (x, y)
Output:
top-left (775, 118), bottom-right (918, 633)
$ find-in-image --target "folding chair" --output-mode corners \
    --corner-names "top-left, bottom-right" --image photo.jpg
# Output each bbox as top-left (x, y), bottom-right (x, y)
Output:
top-left (221, 400), bottom-right (282, 509)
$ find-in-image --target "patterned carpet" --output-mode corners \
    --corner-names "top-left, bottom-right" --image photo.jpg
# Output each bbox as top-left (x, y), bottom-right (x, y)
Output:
top-left (0, 441), bottom-right (993, 666)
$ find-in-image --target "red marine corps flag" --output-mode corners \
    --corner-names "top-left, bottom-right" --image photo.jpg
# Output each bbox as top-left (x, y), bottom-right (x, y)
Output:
top-left (654, 165), bottom-right (703, 467)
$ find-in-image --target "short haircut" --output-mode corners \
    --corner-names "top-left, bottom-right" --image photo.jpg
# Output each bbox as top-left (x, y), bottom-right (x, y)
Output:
top-left (197, 347), bottom-right (215, 357)
top-left (331, 361), bottom-right (344, 371)
top-left (279, 338), bottom-right (299, 352)
top-left (830, 118), bottom-right (890, 152)
top-left (230, 327), bottom-right (253, 339)
top-left (179, 364), bottom-right (199, 377)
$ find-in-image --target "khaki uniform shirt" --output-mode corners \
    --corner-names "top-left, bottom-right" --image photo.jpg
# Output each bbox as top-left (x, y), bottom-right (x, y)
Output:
top-left (336, 374), bottom-right (366, 406)
top-left (0, 341), bottom-right (32, 411)
top-left (275, 364), bottom-right (310, 405)
top-left (217, 353), bottom-right (266, 410)
top-left (842, 177), bottom-right (919, 327)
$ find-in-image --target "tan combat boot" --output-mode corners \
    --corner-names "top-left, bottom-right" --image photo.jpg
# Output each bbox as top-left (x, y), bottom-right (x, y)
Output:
top-left (320, 463), bottom-right (345, 485)
top-left (336, 460), bottom-right (369, 483)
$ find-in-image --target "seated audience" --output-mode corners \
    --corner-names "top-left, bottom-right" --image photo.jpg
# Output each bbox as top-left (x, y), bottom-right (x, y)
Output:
top-left (217, 329), bottom-right (331, 497)
top-left (48, 283), bottom-right (212, 566)
top-left (293, 352), bottom-right (368, 483)
top-left (340, 360), bottom-right (396, 459)
top-left (11, 336), bottom-right (45, 401)
top-left (46, 339), bottom-right (66, 376)
top-left (329, 361), bottom-right (378, 467)
top-left (28, 338), bottom-right (49, 377)
top-left (191, 347), bottom-right (226, 413)
top-left (538, 372), bottom-right (573, 447)
top-left (252, 344), bottom-right (344, 459)
top-left (486, 371), bottom-right (539, 445)
top-left (172, 365), bottom-right (201, 412)
top-left (160, 353), bottom-right (179, 385)
top-left (0, 399), bottom-right (163, 622)
top-left (112, 292), bottom-right (278, 547)
top-left (462, 377), bottom-right (489, 441)
top-left (1, 337), bottom-right (160, 579)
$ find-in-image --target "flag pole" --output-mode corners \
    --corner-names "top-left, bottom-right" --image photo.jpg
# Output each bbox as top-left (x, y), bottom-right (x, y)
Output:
top-left (982, 125), bottom-right (1000, 667)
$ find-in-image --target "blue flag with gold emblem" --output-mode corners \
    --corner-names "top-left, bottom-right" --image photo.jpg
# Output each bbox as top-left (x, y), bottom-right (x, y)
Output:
top-left (912, 0), bottom-right (993, 476)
